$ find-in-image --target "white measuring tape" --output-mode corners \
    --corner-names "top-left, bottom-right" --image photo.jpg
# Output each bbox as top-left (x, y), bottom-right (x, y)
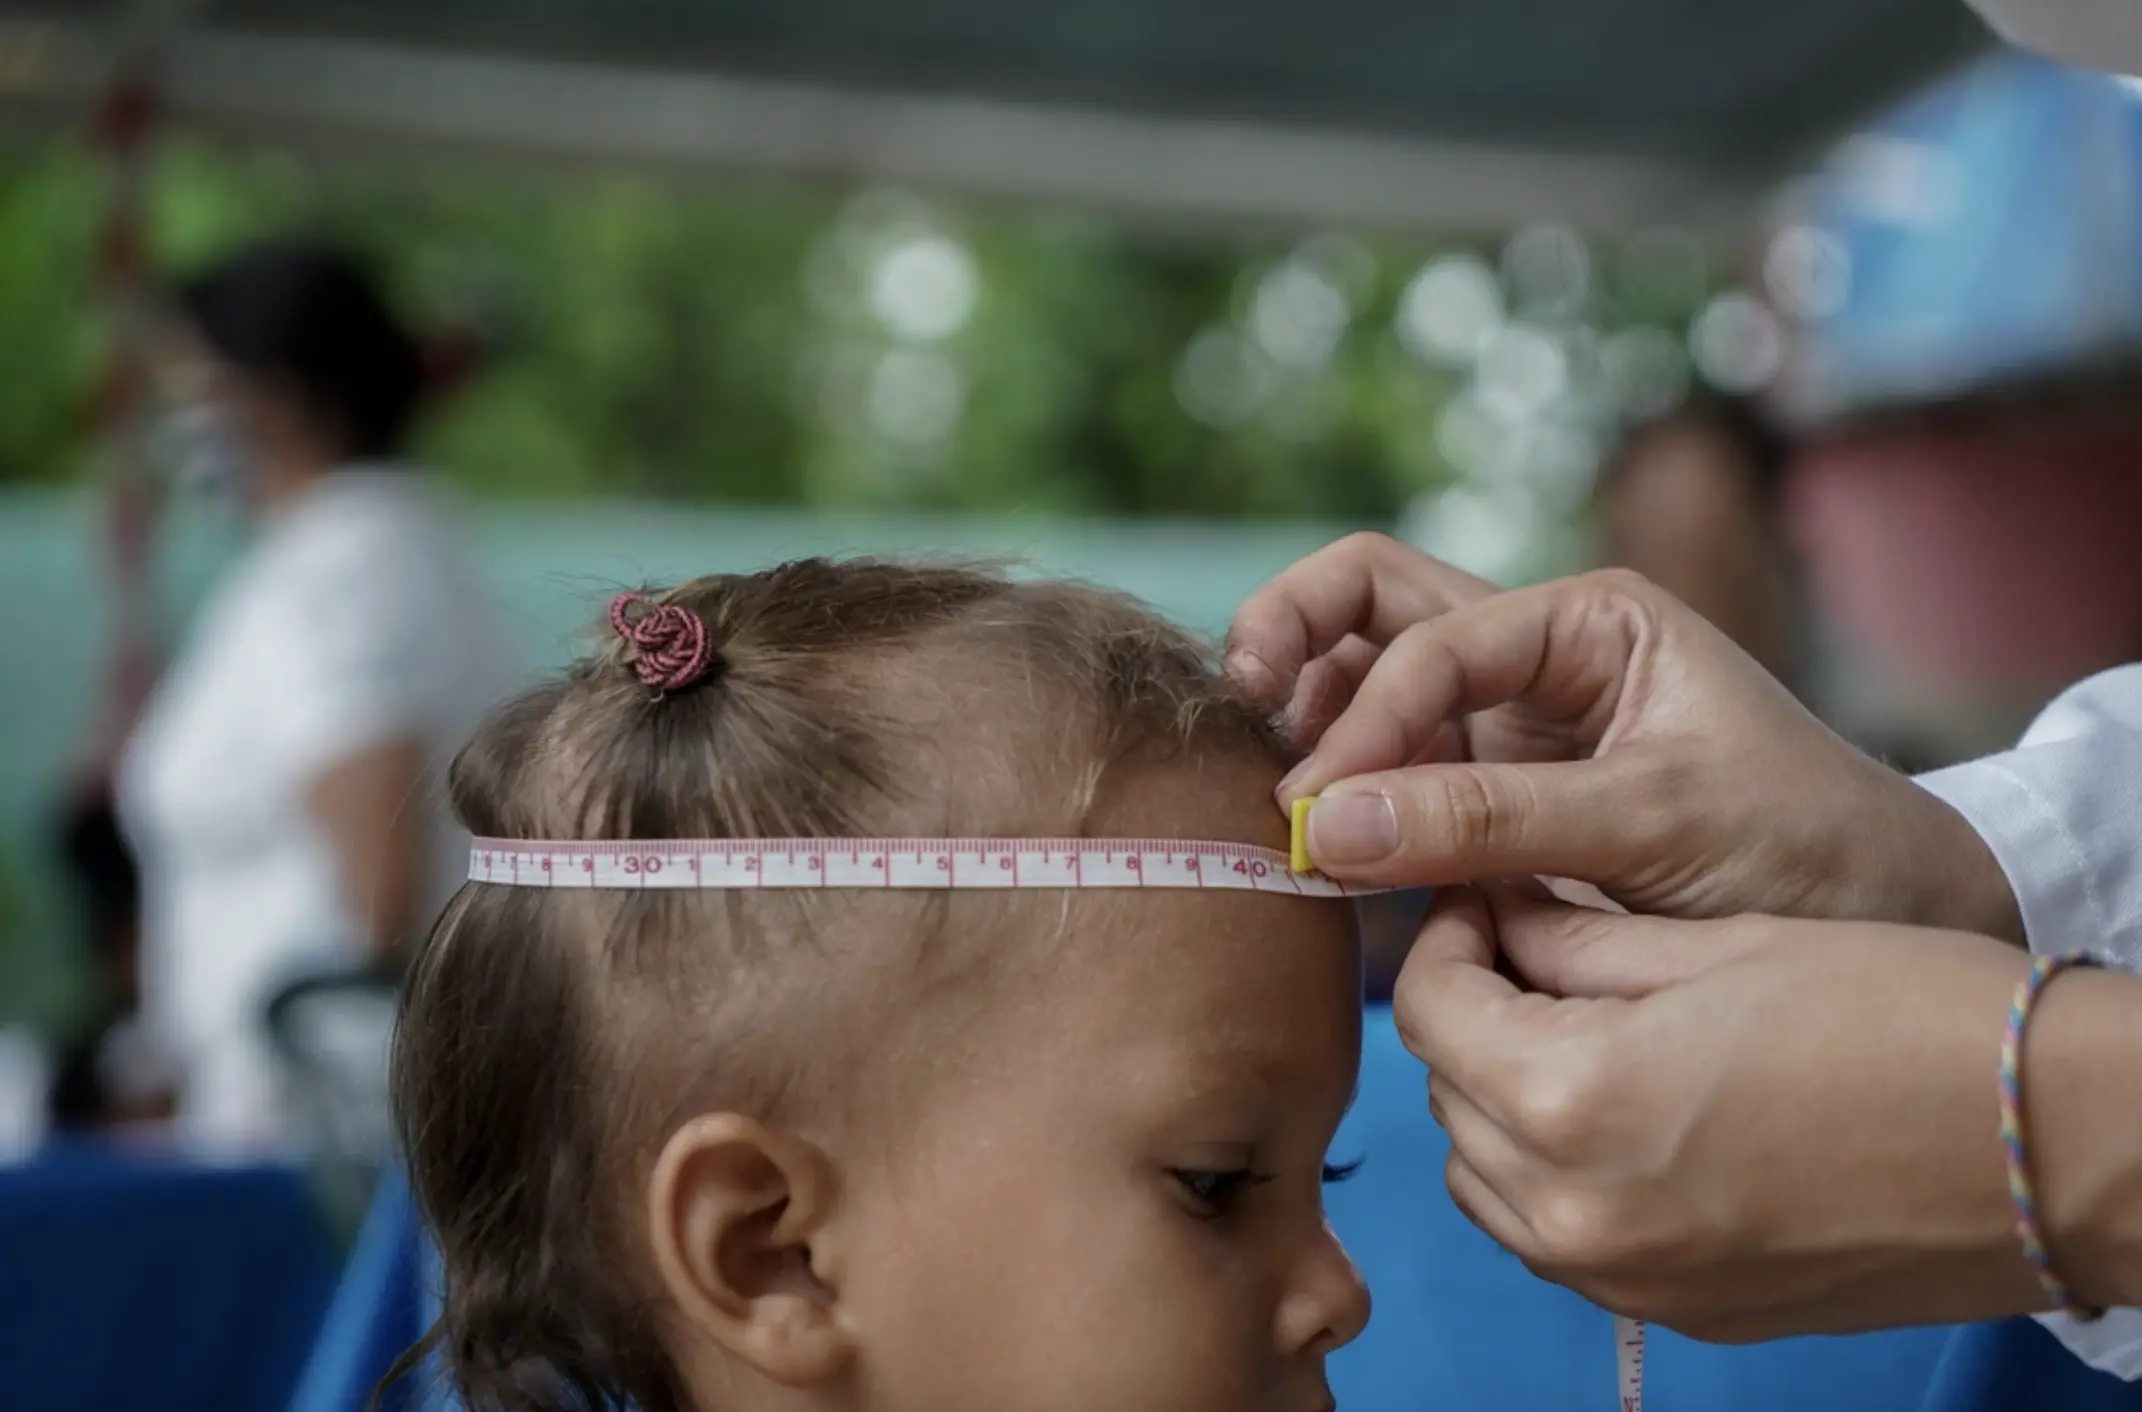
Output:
top-left (468, 836), bottom-right (1381, 895)
top-left (466, 831), bottom-right (1647, 1410)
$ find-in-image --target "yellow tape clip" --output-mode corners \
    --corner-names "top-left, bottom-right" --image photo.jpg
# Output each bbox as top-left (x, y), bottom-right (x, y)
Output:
top-left (1289, 795), bottom-right (1316, 874)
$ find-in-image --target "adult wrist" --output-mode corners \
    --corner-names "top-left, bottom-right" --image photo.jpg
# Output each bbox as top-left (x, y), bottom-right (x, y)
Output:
top-left (1888, 775), bottom-right (2025, 945)
top-left (2025, 967), bottom-right (2142, 1310)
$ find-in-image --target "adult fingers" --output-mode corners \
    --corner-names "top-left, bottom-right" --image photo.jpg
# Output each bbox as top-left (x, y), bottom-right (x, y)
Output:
top-left (1281, 634), bottom-right (1383, 745)
top-left (1443, 1149), bottom-right (1541, 1265)
top-left (1391, 888), bottom-right (1538, 1096)
top-left (1281, 571), bottom-right (1657, 801)
top-left (1429, 1072), bottom-right (1533, 1199)
top-left (1225, 533), bottom-right (1496, 707)
top-left (1300, 753), bottom-right (1667, 894)
top-left (1488, 891), bottom-right (1767, 999)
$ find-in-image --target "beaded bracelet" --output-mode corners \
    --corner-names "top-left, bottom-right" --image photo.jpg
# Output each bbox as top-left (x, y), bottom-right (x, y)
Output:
top-left (1999, 951), bottom-right (2106, 1321)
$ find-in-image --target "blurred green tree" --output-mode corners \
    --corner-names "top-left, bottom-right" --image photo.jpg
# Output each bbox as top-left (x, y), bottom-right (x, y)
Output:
top-left (0, 141), bottom-right (1509, 517)
top-left (0, 138), bottom-right (1718, 520)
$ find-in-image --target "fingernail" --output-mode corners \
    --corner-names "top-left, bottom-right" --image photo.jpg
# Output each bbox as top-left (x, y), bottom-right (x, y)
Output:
top-left (1310, 793), bottom-right (1399, 866)
top-left (1277, 758), bottom-right (1313, 798)
top-left (1227, 649), bottom-right (1278, 695)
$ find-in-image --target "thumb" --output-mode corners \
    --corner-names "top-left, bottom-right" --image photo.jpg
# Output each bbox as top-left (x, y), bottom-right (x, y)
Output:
top-left (1390, 887), bottom-right (1526, 1087)
top-left (1487, 889), bottom-right (1763, 999)
top-left (1305, 755), bottom-right (1665, 891)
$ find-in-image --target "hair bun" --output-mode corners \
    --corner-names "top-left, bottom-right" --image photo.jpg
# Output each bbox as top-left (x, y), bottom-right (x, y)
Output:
top-left (608, 592), bottom-right (721, 693)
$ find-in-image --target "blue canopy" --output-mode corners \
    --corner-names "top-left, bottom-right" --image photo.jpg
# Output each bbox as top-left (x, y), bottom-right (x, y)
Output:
top-left (1799, 53), bottom-right (2142, 414)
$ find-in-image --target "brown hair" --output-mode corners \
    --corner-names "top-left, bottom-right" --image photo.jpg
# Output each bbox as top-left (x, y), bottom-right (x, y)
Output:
top-left (385, 558), bottom-right (1287, 1412)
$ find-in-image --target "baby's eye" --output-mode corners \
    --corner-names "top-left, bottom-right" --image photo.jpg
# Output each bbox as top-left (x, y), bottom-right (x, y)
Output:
top-left (1322, 1157), bottom-right (1365, 1185)
top-left (1169, 1166), bottom-right (1275, 1217)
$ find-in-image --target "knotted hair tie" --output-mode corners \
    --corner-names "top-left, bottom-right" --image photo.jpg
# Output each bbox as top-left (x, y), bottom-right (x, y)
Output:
top-left (609, 591), bottom-right (721, 693)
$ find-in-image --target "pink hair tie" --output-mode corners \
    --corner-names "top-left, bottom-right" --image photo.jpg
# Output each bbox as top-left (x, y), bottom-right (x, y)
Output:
top-left (609, 592), bottom-right (721, 693)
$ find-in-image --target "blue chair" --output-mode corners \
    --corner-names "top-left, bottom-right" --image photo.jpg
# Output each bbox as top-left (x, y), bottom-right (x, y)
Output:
top-left (1326, 1005), bottom-right (2142, 1411)
top-left (0, 1141), bottom-right (337, 1412)
top-left (286, 1170), bottom-right (450, 1412)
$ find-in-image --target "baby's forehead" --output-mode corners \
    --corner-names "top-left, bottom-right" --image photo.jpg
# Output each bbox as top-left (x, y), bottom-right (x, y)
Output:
top-left (970, 889), bottom-right (1363, 1144)
top-left (1081, 749), bottom-right (1293, 848)
top-left (1009, 882), bottom-right (1358, 1060)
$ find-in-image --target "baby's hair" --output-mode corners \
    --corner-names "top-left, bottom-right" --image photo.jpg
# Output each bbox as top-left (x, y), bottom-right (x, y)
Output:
top-left (386, 558), bottom-right (1291, 1412)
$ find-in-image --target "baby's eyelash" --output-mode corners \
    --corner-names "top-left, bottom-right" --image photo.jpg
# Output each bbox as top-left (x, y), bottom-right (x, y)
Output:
top-left (1170, 1158), bottom-right (1366, 1218)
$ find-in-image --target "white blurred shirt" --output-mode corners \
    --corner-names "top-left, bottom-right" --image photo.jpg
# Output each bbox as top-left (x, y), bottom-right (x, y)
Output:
top-left (119, 466), bottom-right (515, 1154)
top-left (1920, 664), bottom-right (2142, 1379)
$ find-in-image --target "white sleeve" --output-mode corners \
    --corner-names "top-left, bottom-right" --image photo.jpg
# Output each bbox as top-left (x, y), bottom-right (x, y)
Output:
top-left (1917, 665), bottom-right (2142, 970)
top-left (253, 524), bottom-right (442, 780)
top-left (1915, 663), bottom-right (2142, 1379)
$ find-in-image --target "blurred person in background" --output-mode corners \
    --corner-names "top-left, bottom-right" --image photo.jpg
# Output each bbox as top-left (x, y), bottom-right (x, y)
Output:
top-left (1594, 392), bottom-right (1807, 695)
top-left (117, 239), bottom-right (515, 1153)
top-left (1595, 392), bottom-right (1944, 773)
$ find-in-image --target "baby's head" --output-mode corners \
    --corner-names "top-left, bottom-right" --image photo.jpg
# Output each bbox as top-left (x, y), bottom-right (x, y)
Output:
top-left (394, 559), bottom-right (1368, 1412)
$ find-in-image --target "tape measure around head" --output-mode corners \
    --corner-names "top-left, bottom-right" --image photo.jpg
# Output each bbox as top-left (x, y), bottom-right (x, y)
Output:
top-left (467, 836), bottom-right (1392, 896)
top-left (467, 817), bottom-right (1647, 1412)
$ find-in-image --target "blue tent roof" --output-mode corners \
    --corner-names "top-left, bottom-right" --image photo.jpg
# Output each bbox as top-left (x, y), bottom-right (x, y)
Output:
top-left (1798, 53), bottom-right (2142, 414)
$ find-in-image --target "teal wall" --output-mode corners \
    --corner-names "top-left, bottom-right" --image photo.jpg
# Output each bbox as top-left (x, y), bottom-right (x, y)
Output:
top-left (0, 488), bottom-right (1362, 1029)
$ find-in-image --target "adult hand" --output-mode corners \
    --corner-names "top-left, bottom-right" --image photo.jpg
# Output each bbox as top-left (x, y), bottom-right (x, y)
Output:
top-left (1399, 889), bottom-right (2142, 1340)
top-left (1226, 532), bottom-right (1499, 748)
top-left (1226, 534), bottom-right (2019, 937)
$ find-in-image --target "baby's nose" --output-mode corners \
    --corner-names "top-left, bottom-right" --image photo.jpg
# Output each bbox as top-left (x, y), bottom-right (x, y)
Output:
top-left (1275, 1220), bottom-right (1371, 1357)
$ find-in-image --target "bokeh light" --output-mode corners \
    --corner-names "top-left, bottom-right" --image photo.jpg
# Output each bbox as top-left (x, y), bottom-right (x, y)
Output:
top-left (1690, 291), bottom-right (1785, 392)
top-left (1396, 254), bottom-right (1504, 367)
top-left (867, 231), bottom-right (980, 343)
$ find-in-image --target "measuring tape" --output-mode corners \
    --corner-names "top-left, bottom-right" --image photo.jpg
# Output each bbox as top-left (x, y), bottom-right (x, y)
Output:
top-left (468, 836), bottom-right (1386, 896)
top-left (466, 829), bottom-right (1647, 1410)
top-left (1618, 1315), bottom-right (1646, 1411)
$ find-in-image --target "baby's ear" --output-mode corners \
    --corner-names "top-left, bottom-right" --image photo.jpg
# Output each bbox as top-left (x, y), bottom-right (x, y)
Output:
top-left (646, 1113), bottom-right (853, 1387)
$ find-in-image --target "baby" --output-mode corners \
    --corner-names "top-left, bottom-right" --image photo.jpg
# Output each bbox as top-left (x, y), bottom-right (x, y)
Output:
top-left (391, 558), bottom-right (1371, 1412)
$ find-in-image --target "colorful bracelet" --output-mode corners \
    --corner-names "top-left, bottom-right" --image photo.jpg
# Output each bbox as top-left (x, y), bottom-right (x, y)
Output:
top-left (1999, 951), bottom-right (2106, 1321)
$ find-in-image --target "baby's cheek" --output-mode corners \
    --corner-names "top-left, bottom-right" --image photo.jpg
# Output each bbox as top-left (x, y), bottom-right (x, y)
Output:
top-left (844, 1166), bottom-right (1267, 1412)
top-left (964, 1226), bottom-right (1264, 1412)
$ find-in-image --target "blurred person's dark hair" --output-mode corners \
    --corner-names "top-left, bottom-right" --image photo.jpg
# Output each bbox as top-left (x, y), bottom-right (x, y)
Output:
top-left (176, 238), bottom-right (424, 460)
top-left (56, 788), bottom-right (139, 963)
top-left (1597, 391), bottom-right (1793, 510)
top-left (1593, 390), bottom-right (1804, 691)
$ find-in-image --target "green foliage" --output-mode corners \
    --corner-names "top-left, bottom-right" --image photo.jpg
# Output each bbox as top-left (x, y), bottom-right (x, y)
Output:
top-left (0, 152), bottom-right (100, 486)
top-left (0, 139), bottom-right (1717, 521)
top-left (0, 142), bottom-right (1476, 516)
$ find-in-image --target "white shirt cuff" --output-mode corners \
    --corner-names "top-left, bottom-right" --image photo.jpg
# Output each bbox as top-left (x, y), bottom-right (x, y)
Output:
top-left (1915, 761), bottom-right (2142, 1379)
top-left (1915, 758), bottom-right (2111, 963)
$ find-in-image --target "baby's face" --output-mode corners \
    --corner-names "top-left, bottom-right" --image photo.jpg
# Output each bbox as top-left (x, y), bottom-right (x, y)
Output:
top-left (836, 756), bottom-right (1368, 1412)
